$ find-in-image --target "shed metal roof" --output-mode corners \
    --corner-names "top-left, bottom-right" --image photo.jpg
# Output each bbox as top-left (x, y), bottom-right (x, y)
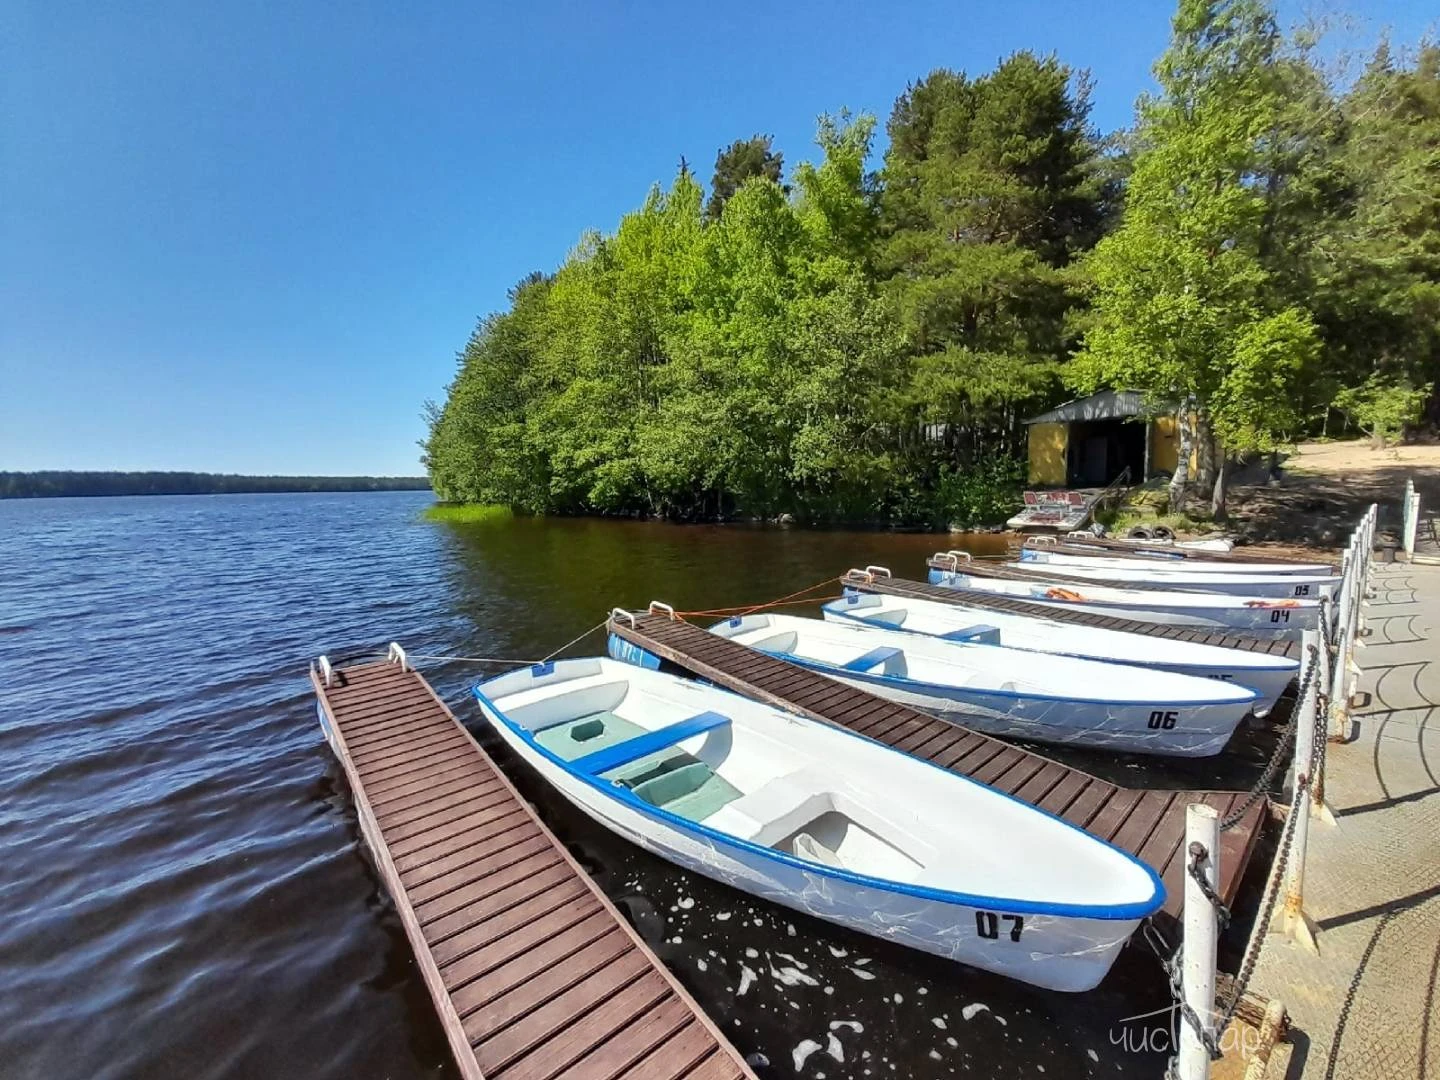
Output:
top-left (1024, 389), bottom-right (1165, 425)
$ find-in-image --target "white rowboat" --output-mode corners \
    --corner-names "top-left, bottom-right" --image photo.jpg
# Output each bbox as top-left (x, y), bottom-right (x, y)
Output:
top-left (1020, 548), bottom-right (1334, 577)
top-left (707, 613), bottom-right (1258, 756)
top-left (473, 656), bottom-right (1164, 991)
top-left (1006, 558), bottom-right (1338, 599)
top-left (822, 590), bottom-right (1297, 717)
top-left (930, 557), bottom-right (1319, 637)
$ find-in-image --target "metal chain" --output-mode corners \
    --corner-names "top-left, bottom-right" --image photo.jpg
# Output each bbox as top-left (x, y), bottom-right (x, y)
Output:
top-left (1187, 842), bottom-right (1231, 929)
top-left (1220, 767), bottom-right (1309, 1037)
top-left (1220, 644), bottom-right (1319, 831)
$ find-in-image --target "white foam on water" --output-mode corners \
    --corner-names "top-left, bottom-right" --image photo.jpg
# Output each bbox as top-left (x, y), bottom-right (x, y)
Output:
top-left (696, 959), bottom-right (707, 972)
top-left (829, 1020), bottom-right (863, 1034)
top-left (716, 911), bottom-right (731, 921)
top-left (1087, 1049), bottom-right (1100, 1063)
top-left (737, 965), bottom-right (757, 996)
top-left (826, 1033), bottom-right (845, 1063)
top-left (678, 896), bottom-right (694, 909)
top-left (931, 1017), bottom-right (946, 1029)
top-left (828, 945), bottom-right (848, 958)
top-left (745, 947), bottom-right (759, 958)
top-left (792, 1039), bottom-right (823, 1072)
top-left (771, 964), bottom-right (819, 988)
top-left (961, 1003), bottom-right (990, 1020)
top-left (849, 966), bottom-right (876, 981)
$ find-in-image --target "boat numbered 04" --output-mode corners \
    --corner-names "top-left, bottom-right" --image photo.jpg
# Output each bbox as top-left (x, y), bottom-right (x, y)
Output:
top-left (472, 656), bottom-right (1164, 991)
top-left (821, 589), bottom-right (1299, 717)
top-left (929, 554), bottom-right (1321, 637)
top-left (703, 612), bottom-right (1259, 757)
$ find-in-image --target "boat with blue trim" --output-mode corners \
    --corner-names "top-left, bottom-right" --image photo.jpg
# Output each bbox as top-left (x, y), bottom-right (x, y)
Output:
top-left (1010, 552), bottom-right (1339, 599)
top-left (931, 552), bottom-right (1321, 636)
top-left (702, 613), bottom-right (1258, 756)
top-left (822, 589), bottom-right (1299, 717)
top-left (472, 656), bottom-right (1165, 991)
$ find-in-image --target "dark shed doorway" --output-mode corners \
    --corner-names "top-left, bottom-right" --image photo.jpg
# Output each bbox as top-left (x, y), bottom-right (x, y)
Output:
top-left (1067, 419), bottom-right (1146, 487)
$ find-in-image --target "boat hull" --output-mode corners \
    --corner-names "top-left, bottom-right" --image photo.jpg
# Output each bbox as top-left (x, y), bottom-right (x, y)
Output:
top-left (1010, 558), bottom-right (1338, 599)
top-left (821, 600), bottom-right (1296, 717)
top-left (770, 655), bottom-right (1246, 756)
top-left (472, 688), bottom-right (1144, 991)
top-left (929, 569), bottom-right (1316, 637)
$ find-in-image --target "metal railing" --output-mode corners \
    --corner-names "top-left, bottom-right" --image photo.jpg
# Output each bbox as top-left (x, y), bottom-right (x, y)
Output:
top-left (1167, 501), bottom-right (1378, 1079)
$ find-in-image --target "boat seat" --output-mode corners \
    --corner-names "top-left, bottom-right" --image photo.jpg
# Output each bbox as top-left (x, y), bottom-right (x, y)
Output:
top-left (940, 624), bottom-right (1001, 644)
top-left (792, 831), bottom-right (844, 869)
top-left (842, 645), bottom-right (905, 674)
top-left (630, 760), bottom-right (743, 822)
top-left (533, 711), bottom-right (648, 763)
top-left (573, 710), bottom-right (731, 776)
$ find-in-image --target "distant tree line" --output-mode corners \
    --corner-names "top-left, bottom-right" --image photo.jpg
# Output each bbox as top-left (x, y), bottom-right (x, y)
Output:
top-left (425, 0), bottom-right (1439, 525)
top-left (0, 472), bottom-right (432, 499)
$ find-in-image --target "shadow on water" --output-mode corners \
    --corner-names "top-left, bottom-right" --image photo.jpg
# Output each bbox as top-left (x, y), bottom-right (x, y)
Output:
top-left (0, 495), bottom-right (1247, 1079)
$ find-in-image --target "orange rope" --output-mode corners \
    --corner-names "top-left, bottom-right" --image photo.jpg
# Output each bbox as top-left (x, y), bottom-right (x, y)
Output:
top-left (664, 575), bottom-right (845, 619)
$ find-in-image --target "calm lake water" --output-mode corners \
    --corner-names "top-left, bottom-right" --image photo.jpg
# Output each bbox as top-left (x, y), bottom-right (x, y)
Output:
top-left (1, 491), bottom-right (1243, 1079)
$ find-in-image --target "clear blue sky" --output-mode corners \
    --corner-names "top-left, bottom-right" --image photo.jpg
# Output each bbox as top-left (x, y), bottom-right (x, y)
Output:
top-left (2, 1), bottom-right (1430, 476)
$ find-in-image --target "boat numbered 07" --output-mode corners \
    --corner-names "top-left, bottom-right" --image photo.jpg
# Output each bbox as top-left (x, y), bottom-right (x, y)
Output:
top-left (473, 656), bottom-right (1165, 991)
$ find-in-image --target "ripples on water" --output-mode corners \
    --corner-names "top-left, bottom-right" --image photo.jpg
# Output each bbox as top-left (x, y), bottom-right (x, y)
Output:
top-left (1, 492), bottom-right (1233, 1078)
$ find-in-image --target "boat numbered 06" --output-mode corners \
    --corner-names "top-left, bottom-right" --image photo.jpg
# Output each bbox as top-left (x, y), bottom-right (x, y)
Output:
top-left (473, 656), bottom-right (1164, 992)
top-left (705, 613), bottom-right (1258, 757)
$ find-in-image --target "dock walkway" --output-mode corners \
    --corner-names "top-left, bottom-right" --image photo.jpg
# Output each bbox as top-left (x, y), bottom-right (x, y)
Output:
top-left (1242, 561), bottom-right (1440, 1078)
top-left (857, 567), bottom-right (1302, 658)
top-left (608, 611), bottom-right (1268, 926)
top-left (312, 657), bottom-right (757, 1080)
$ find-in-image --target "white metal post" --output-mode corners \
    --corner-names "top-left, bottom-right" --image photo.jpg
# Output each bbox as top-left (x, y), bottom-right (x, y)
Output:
top-left (1330, 543), bottom-right (1353, 731)
top-left (1281, 630), bottom-right (1320, 952)
top-left (1180, 803), bottom-right (1221, 1080)
top-left (1404, 490), bottom-right (1420, 560)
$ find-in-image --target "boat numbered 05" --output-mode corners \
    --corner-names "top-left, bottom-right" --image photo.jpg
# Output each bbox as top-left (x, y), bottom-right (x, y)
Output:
top-left (472, 657), bottom-right (1165, 992)
top-left (1011, 551), bottom-right (1339, 599)
top-left (821, 590), bottom-right (1299, 716)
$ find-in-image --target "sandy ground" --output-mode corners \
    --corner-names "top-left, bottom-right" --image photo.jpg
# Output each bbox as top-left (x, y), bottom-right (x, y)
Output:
top-left (1220, 439), bottom-right (1438, 549)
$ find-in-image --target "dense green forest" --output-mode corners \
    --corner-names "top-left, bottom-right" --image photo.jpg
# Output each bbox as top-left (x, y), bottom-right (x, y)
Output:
top-left (425, 0), bottom-right (1439, 526)
top-left (0, 472), bottom-right (431, 499)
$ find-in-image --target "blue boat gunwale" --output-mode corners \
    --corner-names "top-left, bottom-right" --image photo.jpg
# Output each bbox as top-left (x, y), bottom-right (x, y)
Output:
top-left (713, 617), bottom-right (1260, 708)
top-left (819, 598), bottom-right (1300, 675)
top-left (472, 662), bottom-right (1166, 922)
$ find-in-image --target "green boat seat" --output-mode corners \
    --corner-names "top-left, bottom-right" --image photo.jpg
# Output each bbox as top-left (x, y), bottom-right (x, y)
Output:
top-left (629, 760), bottom-right (742, 823)
top-left (533, 710), bottom-right (647, 762)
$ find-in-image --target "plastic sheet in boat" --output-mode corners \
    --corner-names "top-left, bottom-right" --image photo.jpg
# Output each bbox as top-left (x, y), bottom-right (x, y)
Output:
top-left (472, 659), bottom-right (1165, 992)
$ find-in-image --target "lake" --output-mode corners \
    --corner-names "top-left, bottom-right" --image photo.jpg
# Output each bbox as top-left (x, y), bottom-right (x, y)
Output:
top-left (0, 491), bottom-right (1187, 1079)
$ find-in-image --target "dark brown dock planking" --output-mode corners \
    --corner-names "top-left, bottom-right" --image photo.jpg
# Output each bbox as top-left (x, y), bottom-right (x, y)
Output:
top-left (607, 612), bottom-right (1269, 929)
top-left (312, 657), bottom-right (757, 1080)
top-left (860, 568), bottom-right (1301, 658)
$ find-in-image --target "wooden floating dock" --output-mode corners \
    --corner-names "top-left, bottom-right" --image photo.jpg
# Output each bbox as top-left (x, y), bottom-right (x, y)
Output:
top-left (607, 612), bottom-right (1269, 928)
top-left (311, 657), bottom-right (757, 1080)
top-left (881, 565), bottom-right (1302, 658)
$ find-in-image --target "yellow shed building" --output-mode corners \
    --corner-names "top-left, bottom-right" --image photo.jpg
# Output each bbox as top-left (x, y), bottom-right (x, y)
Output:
top-left (1025, 390), bottom-right (1187, 487)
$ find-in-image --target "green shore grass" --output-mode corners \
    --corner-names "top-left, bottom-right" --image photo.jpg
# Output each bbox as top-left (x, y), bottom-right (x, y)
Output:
top-left (421, 503), bottom-right (512, 523)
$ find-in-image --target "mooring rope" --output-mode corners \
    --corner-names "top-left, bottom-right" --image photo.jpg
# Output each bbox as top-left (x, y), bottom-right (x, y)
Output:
top-left (404, 617), bottom-right (611, 669)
